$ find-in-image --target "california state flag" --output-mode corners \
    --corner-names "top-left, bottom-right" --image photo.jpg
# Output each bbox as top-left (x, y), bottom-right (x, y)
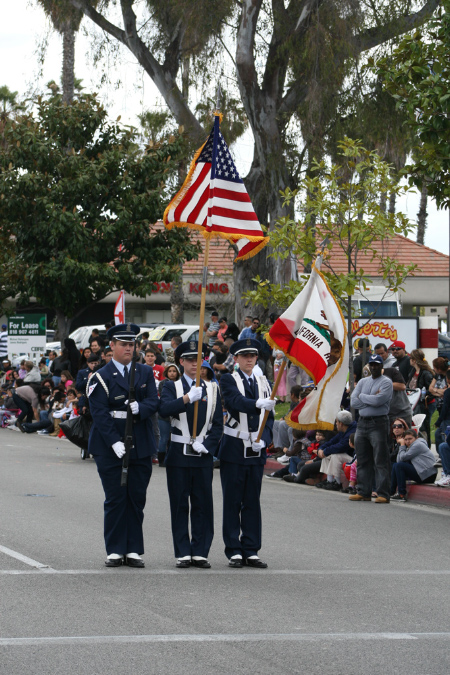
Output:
top-left (267, 257), bottom-right (349, 430)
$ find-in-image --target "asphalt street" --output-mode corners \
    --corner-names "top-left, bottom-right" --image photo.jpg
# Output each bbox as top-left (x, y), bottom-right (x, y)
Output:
top-left (1, 429), bottom-right (450, 675)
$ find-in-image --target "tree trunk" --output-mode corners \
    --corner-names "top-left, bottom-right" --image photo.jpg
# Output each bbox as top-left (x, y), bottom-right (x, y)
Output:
top-left (388, 190), bottom-right (396, 215)
top-left (55, 309), bottom-right (72, 345)
top-left (62, 25), bottom-right (75, 105)
top-left (416, 183), bottom-right (428, 245)
top-left (380, 192), bottom-right (387, 213)
top-left (170, 268), bottom-right (184, 323)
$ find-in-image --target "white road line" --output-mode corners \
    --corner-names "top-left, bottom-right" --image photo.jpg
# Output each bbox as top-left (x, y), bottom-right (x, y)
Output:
top-left (1, 568), bottom-right (450, 576)
top-left (0, 545), bottom-right (53, 570)
top-left (2, 632), bottom-right (450, 647)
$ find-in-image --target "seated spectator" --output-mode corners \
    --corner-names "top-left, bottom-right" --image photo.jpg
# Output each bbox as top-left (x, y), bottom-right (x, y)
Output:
top-left (39, 358), bottom-right (49, 378)
top-left (271, 385), bottom-right (302, 455)
top-left (315, 410), bottom-right (357, 491)
top-left (391, 428), bottom-right (437, 501)
top-left (291, 430), bottom-right (335, 485)
top-left (18, 360), bottom-right (28, 379)
top-left (282, 430), bottom-right (316, 482)
top-left (60, 370), bottom-right (74, 390)
top-left (50, 388), bottom-right (77, 436)
top-left (389, 418), bottom-right (409, 464)
top-left (341, 433), bottom-right (357, 494)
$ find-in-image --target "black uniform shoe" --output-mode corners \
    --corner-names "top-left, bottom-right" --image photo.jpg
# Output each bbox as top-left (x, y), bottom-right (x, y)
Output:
top-left (191, 559), bottom-right (211, 569)
top-left (125, 556), bottom-right (145, 568)
top-left (105, 556), bottom-right (123, 567)
top-left (315, 479), bottom-right (328, 489)
top-left (176, 559), bottom-right (191, 568)
top-left (228, 558), bottom-right (243, 568)
top-left (245, 558), bottom-right (268, 569)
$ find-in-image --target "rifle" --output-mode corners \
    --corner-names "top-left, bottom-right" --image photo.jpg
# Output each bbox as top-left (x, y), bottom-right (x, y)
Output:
top-left (120, 340), bottom-right (138, 487)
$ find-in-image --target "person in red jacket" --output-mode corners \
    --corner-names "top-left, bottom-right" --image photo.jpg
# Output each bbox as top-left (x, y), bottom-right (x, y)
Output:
top-left (144, 349), bottom-right (165, 383)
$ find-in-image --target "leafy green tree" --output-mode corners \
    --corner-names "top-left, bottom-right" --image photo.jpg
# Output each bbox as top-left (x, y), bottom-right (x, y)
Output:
top-left (374, 1), bottom-right (450, 209)
top-left (0, 94), bottom-right (199, 341)
top-left (43, 0), bottom-right (439, 320)
top-left (244, 138), bottom-right (417, 386)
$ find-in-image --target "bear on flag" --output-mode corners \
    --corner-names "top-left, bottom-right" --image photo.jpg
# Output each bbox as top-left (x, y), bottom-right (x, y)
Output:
top-left (267, 257), bottom-right (349, 430)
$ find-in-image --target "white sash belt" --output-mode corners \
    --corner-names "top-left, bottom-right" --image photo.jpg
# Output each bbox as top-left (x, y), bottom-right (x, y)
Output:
top-left (170, 433), bottom-right (206, 444)
top-left (223, 427), bottom-right (260, 442)
top-left (110, 411), bottom-right (127, 419)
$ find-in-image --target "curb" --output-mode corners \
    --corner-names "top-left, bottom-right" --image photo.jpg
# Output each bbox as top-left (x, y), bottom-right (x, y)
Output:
top-left (264, 458), bottom-right (450, 510)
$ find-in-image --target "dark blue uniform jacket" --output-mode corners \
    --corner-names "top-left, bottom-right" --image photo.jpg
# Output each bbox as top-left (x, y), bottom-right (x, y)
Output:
top-left (159, 377), bottom-right (223, 467)
top-left (88, 360), bottom-right (159, 459)
top-left (218, 370), bottom-right (274, 466)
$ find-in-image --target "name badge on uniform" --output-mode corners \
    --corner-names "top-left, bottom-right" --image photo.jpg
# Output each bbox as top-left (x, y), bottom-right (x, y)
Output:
top-left (114, 395), bottom-right (125, 400)
top-left (244, 446), bottom-right (261, 459)
top-left (183, 444), bottom-right (201, 457)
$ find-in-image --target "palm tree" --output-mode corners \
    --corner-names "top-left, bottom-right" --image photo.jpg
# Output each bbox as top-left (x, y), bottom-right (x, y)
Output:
top-left (36, 1), bottom-right (84, 104)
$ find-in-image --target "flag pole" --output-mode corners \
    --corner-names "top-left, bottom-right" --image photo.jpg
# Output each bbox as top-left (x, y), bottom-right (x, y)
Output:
top-left (255, 357), bottom-right (287, 443)
top-left (192, 84), bottom-right (222, 439)
top-left (192, 237), bottom-right (211, 439)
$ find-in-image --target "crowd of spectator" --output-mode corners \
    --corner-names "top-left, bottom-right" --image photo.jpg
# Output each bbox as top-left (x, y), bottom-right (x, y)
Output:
top-left (1, 318), bottom-right (448, 502)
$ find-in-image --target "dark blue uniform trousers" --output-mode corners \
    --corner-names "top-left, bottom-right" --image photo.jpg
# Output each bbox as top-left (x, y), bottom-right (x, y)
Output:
top-left (94, 454), bottom-right (152, 555)
top-left (220, 461), bottom-right (264, 559)
top-left (166, 466), bottom-right (214, 559)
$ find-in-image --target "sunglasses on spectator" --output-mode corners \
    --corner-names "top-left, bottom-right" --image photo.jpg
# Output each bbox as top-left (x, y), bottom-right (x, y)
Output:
top-left (391, 347), bottom-right (402, 350)
top-left (392, 424), bottom-right (405, 429)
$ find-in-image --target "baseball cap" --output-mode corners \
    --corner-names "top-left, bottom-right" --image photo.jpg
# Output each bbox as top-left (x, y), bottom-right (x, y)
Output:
top-left (368, 354), bottom-right (383, 365)
top-left (389, 340), bottom-right (405, 350)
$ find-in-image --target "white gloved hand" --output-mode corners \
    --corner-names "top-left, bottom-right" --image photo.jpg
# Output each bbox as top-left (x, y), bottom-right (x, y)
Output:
top-left (192, 440), bottom-right (209, 455)
top-left (124, 400), bottom-right (139, 414)
top-left (112, 441), bottom-right (126, 458)
top-left (129, 400), bottom-right (139, 415)
top-left (256, 397), bottom-right (276, 411)
top-left (188, 386), bottom-right (203, 403)
top-left (251, 440), bottom-right (265, 452)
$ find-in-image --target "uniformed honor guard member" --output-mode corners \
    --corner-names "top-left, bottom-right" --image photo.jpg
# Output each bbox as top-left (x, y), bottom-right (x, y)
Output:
top-left (87, 323), bottom-right (159, 568)
top-left (159, 341), bottom-right (223, 569)
top-left (218, 338), bottom-right (275, 569)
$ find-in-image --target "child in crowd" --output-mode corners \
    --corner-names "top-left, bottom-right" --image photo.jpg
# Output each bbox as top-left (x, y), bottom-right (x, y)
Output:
top-left (341, 433), bottom-right (357, 494)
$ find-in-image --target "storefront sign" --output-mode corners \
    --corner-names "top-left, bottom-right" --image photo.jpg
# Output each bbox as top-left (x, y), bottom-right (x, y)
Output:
top-left (352, 317), bottom-right (418, 349)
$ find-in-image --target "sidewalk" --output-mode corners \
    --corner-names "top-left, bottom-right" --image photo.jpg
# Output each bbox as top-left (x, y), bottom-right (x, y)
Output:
top-left (264, 456), bottom-right (450, 510)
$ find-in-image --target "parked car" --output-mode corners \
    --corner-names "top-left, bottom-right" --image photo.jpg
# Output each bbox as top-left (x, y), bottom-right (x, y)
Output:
top-left (46, 324), bottom-right (107, 353)
top-left (438, 333), bottom-right (450, 361)
top-left (139, 325), bottom-right (200, 354)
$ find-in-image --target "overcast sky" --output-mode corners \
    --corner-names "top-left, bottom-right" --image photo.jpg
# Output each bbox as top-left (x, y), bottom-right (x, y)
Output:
top-left (2, 0), bottom-right (448, 257)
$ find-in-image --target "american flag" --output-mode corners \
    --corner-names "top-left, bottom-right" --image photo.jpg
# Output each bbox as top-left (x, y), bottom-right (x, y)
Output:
top-left (164, 115), bottom-right (269, 261)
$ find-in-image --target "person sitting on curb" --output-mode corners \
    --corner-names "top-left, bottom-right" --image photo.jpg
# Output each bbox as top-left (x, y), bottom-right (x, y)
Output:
top-left (315, 410), bottom-right (357, 491)
top-left (390, 428), bottom-right (437, 502)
